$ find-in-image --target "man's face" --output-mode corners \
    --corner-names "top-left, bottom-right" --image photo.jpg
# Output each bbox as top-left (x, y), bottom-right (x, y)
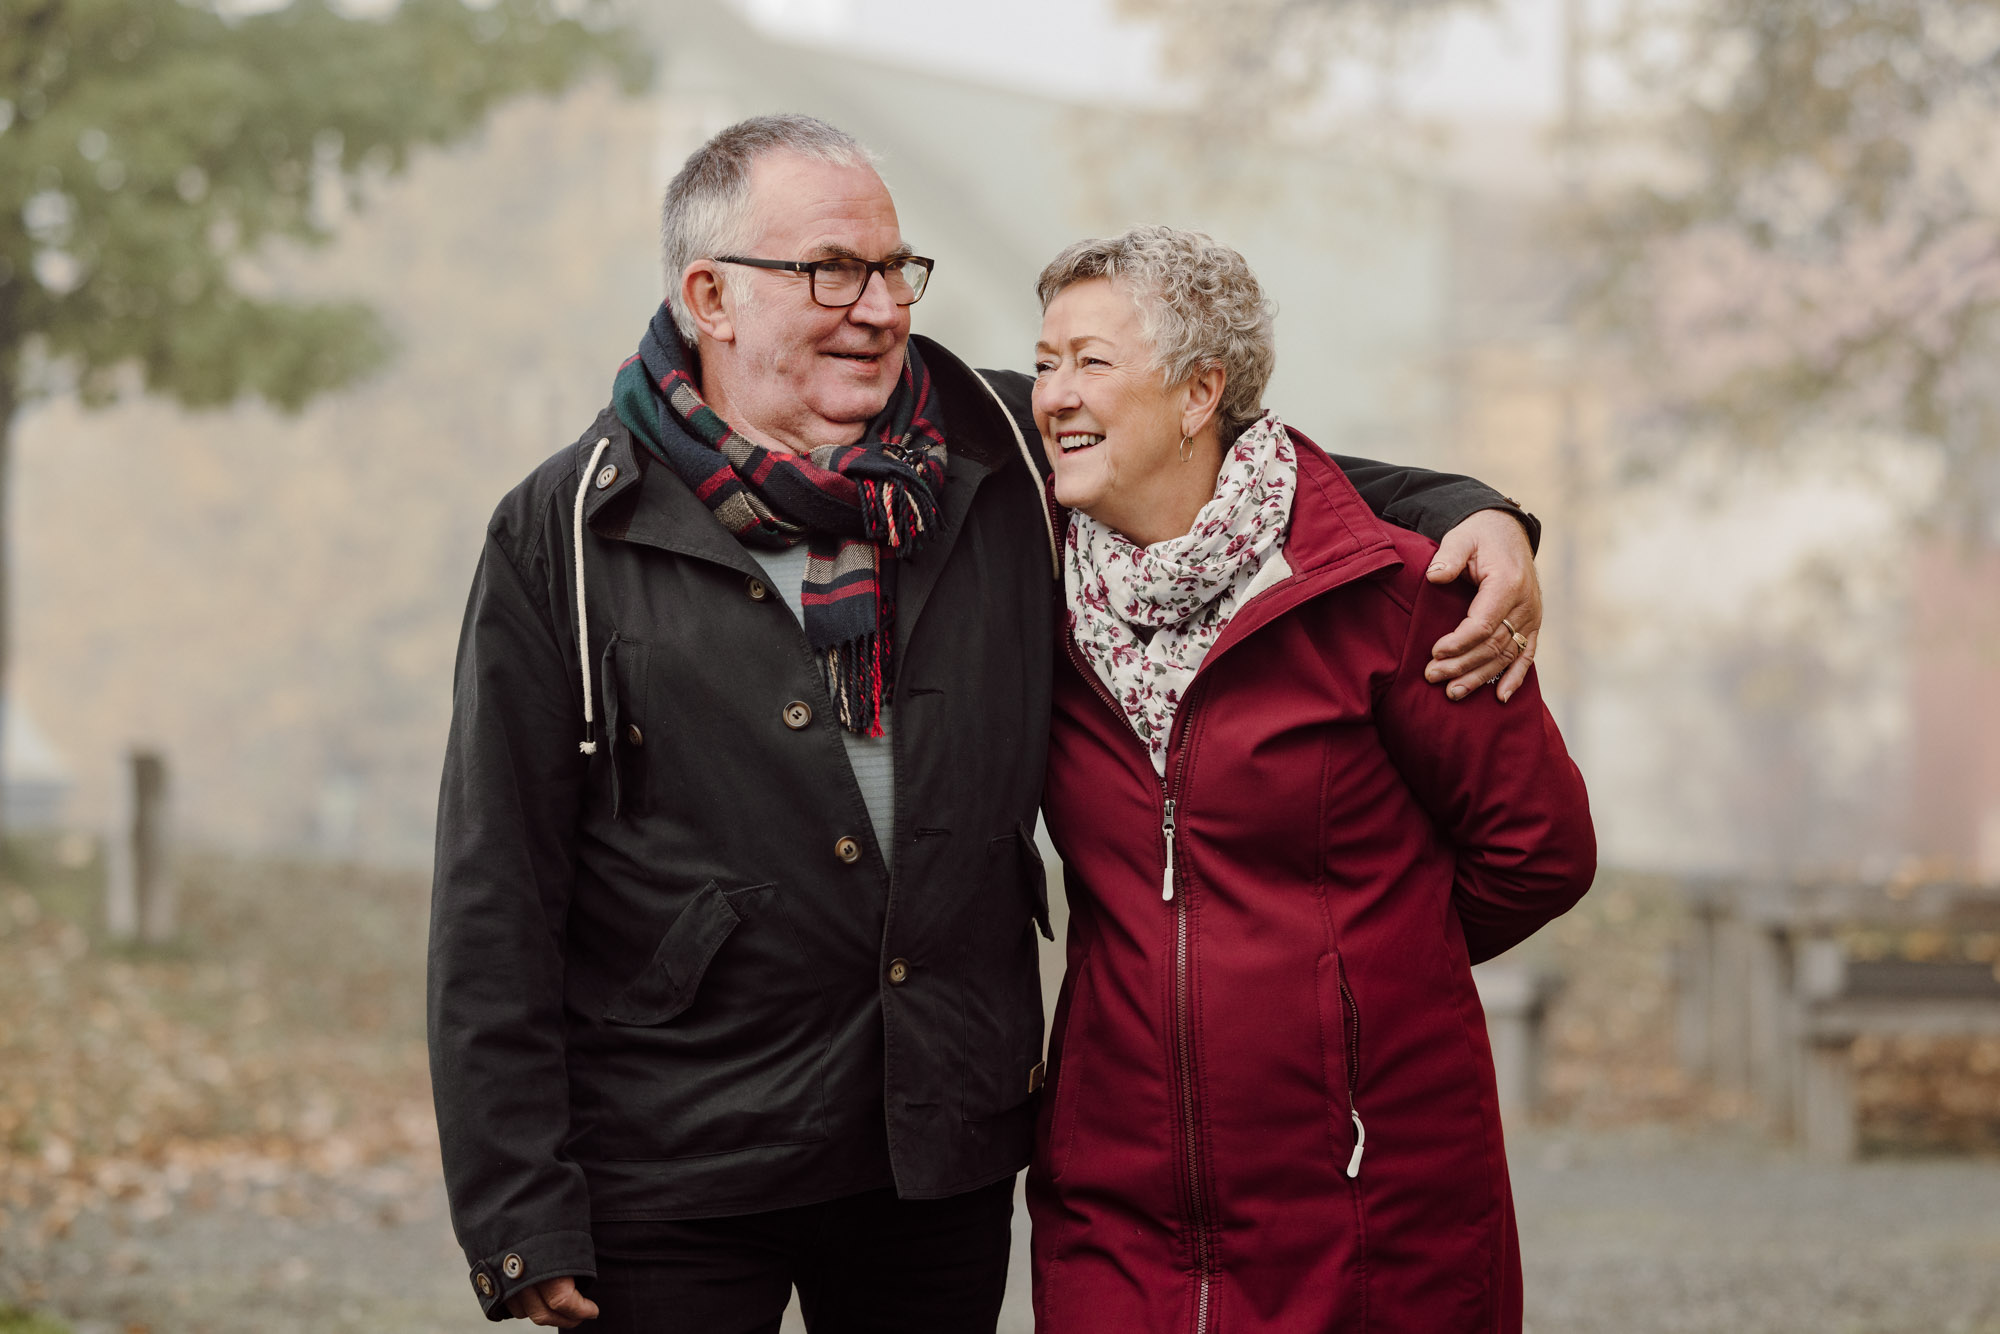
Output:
top-left (711, 152), bottom-right (911, 452)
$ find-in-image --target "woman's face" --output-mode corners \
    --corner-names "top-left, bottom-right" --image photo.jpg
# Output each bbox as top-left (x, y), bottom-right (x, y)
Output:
top-left (1032, 279), bottom-right (1191, 535)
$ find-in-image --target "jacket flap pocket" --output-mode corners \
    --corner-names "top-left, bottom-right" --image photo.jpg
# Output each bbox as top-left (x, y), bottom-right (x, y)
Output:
top-left (1016, 820), bottom-right (1052, 941)
top-left (603, 882), bottom-right (765, 1026)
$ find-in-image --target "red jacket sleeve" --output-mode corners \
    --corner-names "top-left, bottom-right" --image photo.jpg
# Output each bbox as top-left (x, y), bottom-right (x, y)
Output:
top-left (1372, 572), bottom-right (1596, 964)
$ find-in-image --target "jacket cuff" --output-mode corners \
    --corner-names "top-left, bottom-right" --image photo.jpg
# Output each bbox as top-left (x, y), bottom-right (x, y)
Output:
top-left (1392, 496), bottom-right (1541, 556)
top-left (467, 1229), bottom-right (597, 1322)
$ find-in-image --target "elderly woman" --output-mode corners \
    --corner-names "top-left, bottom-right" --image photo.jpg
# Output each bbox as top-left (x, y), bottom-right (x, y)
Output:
top-left (1024, 226), bottom-right (1596, 1334)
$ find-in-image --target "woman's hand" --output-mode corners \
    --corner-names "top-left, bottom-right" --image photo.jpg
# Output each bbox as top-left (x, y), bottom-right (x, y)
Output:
top-left (1420, 510), bottom-right (1542, 703)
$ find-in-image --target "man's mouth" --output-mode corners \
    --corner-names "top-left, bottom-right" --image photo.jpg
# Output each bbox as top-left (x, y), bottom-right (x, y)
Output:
top-left (827, 350), bottom-right (885, 364)
top-left (1056, 432), bottom-right (1104, 454)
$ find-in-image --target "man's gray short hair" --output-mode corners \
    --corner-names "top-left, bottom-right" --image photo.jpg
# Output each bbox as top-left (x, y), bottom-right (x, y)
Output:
top-left (660, 115), bottom-right (878, 343)
top-left (1035, 225), bottom-right (1276, 445)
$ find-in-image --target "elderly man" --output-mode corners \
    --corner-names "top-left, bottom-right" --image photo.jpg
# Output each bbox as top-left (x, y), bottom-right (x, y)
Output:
top-left (430, 114), bottom-right (1543, 1332)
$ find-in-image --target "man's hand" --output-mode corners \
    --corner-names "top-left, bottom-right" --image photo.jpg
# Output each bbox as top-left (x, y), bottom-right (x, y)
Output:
top-left (507, 1276), bottom-right (600, 1328)
top-left (1421, 509), bottom-right (1542, 703)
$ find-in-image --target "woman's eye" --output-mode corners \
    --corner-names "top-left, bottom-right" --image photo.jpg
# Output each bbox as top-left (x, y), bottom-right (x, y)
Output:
top-left (1033, 361), bottom-right (1054, 375)
top-left (1080, 356), bottom-right (1107, 368)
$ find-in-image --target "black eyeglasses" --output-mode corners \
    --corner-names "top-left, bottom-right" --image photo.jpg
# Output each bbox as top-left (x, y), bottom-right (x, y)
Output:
top-left (713, 254), bottom-right (934, 308)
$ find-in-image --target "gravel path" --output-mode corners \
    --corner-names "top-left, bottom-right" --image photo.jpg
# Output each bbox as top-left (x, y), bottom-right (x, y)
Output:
top-left (8, 1126), bottom-right (1998, 1333)
top-left (1514, 1127), bottom-right (2000, 1334)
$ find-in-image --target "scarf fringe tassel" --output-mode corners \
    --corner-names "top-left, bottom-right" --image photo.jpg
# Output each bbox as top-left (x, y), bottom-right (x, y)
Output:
top-left (825, 632), bottom-right (892, 737)
top-left (858, 479), bottom-right (940, 552)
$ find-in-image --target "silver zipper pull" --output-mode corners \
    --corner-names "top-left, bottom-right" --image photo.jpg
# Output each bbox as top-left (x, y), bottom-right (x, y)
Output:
top-left (1160, 798), bottom-right (1177, 902)
top-left (1345, 1109), bottom-right (1366, 1179)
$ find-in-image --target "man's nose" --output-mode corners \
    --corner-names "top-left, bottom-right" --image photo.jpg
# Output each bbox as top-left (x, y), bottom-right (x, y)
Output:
top-left (846, 269), bottom-right (901, 325)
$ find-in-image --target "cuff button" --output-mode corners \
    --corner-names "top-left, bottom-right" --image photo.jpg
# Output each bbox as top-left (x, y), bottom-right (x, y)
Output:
top-left (502, 1253), bottom-right (525, 1280)
top-left (474, 1272), bottom-right (495, 1297)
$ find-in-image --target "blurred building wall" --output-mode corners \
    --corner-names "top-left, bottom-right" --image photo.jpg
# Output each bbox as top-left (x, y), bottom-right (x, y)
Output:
top-left (22, 1), bottom-right (1975, 878)
top-left (11, 2), bottom-right (1461, 864)
top-left (1908, 542), bottom-right (2000, 881)
top-left (1437, 177), bottom-right (1935, 877)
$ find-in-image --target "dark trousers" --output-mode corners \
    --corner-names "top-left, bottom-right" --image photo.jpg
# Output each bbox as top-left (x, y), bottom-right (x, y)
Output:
top-left (578, 1176), bottom-right (1016, 1334)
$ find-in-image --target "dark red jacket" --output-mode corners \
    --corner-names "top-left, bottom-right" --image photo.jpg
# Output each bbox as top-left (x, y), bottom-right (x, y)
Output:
top-left (1028, 432), bottom-right (1596, 1334)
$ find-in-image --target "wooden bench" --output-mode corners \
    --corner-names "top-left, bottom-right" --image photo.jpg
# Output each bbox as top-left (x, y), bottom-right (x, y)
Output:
top-left (1473, 963), bottom-right (1561, 1122)
top-left (1675, 876), bottom-right (2000, 1158)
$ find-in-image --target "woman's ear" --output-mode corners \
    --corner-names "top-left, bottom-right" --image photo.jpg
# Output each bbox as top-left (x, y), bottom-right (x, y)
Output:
top-left (682, 261), bottom-right (734, 343)
top-left (1181, 363), bottom-right (1227, 440)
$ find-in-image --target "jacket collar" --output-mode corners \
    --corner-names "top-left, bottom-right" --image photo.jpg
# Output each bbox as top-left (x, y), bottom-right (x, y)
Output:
top-left (1193, 427), bottom-right (1404, 657)
top-left (891, 335), bottom-right (1013, 653)
top-left (578, 407), bottom-right (766, 579)
top-left (1278, 427), bottom-right (1404, 582)
top-left (575, 336), bottom-right (1017, 625)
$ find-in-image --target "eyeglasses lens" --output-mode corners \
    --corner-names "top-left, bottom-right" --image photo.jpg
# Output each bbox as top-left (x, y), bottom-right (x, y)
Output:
top-left (813, 260), bottom-right (927, 307)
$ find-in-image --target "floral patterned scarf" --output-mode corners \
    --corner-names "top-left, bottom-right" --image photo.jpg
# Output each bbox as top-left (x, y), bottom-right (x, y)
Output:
top-left (1066, 412), bottom-right (1298, 774)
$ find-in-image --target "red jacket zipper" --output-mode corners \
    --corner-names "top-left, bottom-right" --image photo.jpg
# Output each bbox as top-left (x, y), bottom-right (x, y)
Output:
top-left (1058, 621), bottom-right (1216, 1333)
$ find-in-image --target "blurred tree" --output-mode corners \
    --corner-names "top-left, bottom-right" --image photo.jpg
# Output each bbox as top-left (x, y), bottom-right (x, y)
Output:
top-left (1113, 0), bottom-right (1486, 165)
top-left (1122, 0), bottom-right (2000, 523)
top-left (1590, 0), bottom-right (2000, 524)
top-left (0, 0), bottom-right (648, 834)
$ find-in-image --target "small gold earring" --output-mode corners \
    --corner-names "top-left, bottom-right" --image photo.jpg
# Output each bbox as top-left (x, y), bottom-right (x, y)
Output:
top-left (1178, 434), bottom-right (1194, 463)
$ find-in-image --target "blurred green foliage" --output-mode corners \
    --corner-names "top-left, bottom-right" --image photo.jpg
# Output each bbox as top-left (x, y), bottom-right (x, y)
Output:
top-left (0, 1308), bottom-right (68, 1334)
top-left (0, 1), bottom-right (649, 839)
top-left (0, 0), bottom-right (649, 416)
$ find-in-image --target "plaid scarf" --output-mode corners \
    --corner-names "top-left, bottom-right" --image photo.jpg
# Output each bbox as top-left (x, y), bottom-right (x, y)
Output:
top-left (611, 304), bottom-right (948, 735)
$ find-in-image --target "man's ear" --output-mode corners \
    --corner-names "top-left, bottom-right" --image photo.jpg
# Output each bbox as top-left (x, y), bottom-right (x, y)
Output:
top-left (682, 261), bottom-right (734, 342)
top-left (1181, 363), bottom-right (1227, 440)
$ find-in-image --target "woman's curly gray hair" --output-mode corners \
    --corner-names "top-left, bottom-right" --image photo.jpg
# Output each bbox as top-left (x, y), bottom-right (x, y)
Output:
top-left (1035, 225), bottom-right (1276, 445)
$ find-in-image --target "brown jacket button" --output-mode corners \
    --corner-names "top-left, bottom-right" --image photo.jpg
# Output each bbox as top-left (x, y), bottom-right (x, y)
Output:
top-left (474, 1272), bottom-right (494, 1297)
top-left (783, 701), bottom-right (812, 730)
top-left (625, 723), bottom-right (644, 747)
top-left (887, 958), bottom-right (910, 985)
top-left (502, 1253), bottom-right (525, 1279)
top-left (834, 836), bottom-right (862, 864)
top-left (746, 576), bottom-right (770, 601)
top-left (594, 464), bottom-right (618, 490)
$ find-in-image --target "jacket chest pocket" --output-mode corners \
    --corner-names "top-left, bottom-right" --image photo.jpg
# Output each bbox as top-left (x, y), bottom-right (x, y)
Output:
top-left (597, 635), bottom-right (650, 818)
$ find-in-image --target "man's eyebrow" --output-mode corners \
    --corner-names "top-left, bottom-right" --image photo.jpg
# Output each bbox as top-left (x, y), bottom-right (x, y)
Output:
top-left (806, 242), bottom-right (917, 262)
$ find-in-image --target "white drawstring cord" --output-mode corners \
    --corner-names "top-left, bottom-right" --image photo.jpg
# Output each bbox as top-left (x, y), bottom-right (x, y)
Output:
top-left (972, 371), bottom-right (1059, 578)
top-left (574, 437), bottom-right (611, 754)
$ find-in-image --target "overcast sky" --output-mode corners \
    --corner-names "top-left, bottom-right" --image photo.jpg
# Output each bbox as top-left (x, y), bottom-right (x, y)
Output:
top-left (732, 0), bottom-right (1580, 120)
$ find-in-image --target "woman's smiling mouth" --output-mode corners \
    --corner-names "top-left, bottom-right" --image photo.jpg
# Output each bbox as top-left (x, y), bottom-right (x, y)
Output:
top-left (1057, 431), bottom-right (1105, 454)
